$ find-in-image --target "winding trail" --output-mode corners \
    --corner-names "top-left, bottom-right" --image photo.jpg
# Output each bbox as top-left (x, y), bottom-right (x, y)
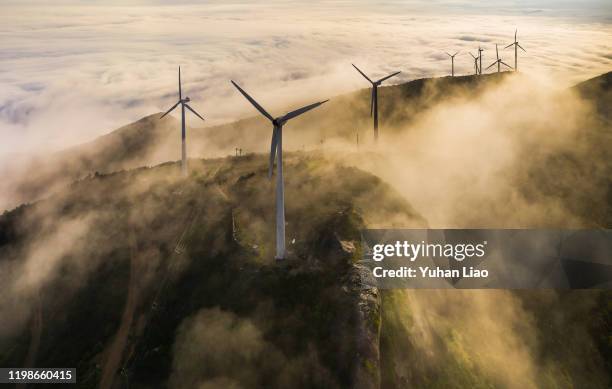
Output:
top-left (108, 162), bottom-right (229, 386)
top-left (99, 231), bottom-right (139, 389)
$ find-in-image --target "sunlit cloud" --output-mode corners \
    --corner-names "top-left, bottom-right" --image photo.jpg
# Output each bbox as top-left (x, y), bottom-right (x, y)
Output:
top-left (0, 1), bottom-right (610, 160)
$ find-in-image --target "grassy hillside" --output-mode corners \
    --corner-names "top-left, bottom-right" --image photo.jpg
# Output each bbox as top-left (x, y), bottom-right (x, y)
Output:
top-left (574, 71), bottom-right (611, 122)
top-left (0, 154), bottom-right (424, 388)
top-left (1, 156), bottom-right (611, 389)
top-left (0, 72), bottom-right (520, 211)
top-left (0, 71), bottom-right (611, 388)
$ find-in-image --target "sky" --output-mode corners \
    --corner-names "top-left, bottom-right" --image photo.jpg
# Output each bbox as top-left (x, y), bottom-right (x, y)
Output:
top-left (0, 1), bottom-right (610, 159)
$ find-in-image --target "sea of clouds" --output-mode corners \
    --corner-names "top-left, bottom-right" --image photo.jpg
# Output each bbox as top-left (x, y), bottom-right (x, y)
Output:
top-left (0, 0), bottom-right (610, 162)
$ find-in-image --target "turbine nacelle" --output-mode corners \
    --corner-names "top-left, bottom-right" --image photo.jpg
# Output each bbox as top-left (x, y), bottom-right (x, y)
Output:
top-left (230, 80), bottom-right (328, 177)
top-left (352, 64), bottom-right (401, 86)
top-left (485, 44), bottom-right (513, 72)
top-left (160, 68), bottom-right (205, 121)
top-left (352, 64), bottom-right (400, 125)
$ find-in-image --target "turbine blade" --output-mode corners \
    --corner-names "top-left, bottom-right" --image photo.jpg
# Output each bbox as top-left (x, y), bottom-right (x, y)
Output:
top-left (282, 99), bottom-right (329, 122)
top-left (518, 44), bottom-right (526, 52)
top-left (185, 104), bottom-right (205, 121)
top-left (160, 101), bottom-right (180, 119)
top-left (231, 80), bottom-right (274, 122)
top-left (445, 52), bottom-right (451, 57)
top-left (515, 29), bottom-right (517, 41)
top-left (352, 64), bottom-right (373, 84)
top-left (178, 66), bottom-right (182, 100)
top-left (504, 43), bottom-right (514, 49)
top-left (268, 127), bottom-right (279, 178)
top-left (370, 88), bottom-right (375, 117)
top-left (469, 52), bottom-right (476, 59)
top-left (453, 51), bottom-right (459, 56)
top-left (376, 71), bottom-right (401, 83)
top-left (501, 61), bottom-right (513, 69)
top-left (496, 44), bottom-right (499, 60)
top-left (485, 62), bottom-right (497, 70)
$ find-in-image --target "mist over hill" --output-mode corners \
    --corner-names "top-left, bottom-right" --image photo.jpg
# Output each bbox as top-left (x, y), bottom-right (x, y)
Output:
top-left (0, 71), bottom-right (611, 388)
top-left (1, 71), bottom-right (610, 215)
top-left (0, 73), bottom-right (527, 210)
top-left (0, 154), bottom-right (426, 388)
top-left (0, 156), bottom-right (610, 388)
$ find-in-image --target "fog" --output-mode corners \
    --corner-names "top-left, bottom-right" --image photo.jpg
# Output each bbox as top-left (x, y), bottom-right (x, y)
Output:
top-left (1, 2), bottom-right (610, 161)
top-left (350, 72), bottom-right (604, 228)
top-left (0, 2), bottom-right (610, 387)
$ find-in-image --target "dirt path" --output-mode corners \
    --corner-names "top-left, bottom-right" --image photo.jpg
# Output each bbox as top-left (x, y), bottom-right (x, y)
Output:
top-left (215, 185), bottom-right (229, 201)
top-left (99, 231), bottom-right (140, 389)
top-left (116, 204), bottom-right (204, 386)
top-left (108, 173), bottom-right (225, 386)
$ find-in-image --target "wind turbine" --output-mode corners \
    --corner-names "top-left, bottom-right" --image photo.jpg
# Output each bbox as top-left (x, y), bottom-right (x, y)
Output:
top-left (352, 64), bottom-right (400, 141)
top-left (231, 80), bottom-right (328, 260)
top-left (469, 52), bottom-right (480, 75)
top-left (486, 44), bottom-right (513, 73)
top-left (160, 67), bottom-right (205, 176)
top-left (445, 51), bottom-right (459, 77)
top-left (478, 46), bottom-right (484, 75)
top-left (504, 29), bottom-right (526, 71)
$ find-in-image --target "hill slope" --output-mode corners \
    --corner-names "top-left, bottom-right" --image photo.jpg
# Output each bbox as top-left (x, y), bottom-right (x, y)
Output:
top-left (0, 154), bottom-right (425, 388)
top-left (0, 72), bottom-right (531, 211)
top-left (1, 154), bottom-right (610, 388)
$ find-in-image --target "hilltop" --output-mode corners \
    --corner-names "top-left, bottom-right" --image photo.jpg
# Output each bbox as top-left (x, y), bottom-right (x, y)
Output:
top-left (0, 71), bottom-right (549, 212)
top-left (0, 154), bottom-right (610, 388)
top-left (0, 71), bottom-right (611, 387)
top-left (574, 71), bottom-right (611, 121)
top-left (0, 153), bottom-right (425, 388)
top-left (3, 71), bottom-right (611, 213)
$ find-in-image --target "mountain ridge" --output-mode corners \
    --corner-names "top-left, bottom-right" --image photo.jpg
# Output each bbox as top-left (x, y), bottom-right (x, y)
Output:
top-left (1, 71), bottom-right (610, 213)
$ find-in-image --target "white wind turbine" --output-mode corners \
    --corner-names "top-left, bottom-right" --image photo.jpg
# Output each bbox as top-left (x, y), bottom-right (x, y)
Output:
top-left (231, 80), bottom-right (328, 260)
top-left (469, 52), bottom-right (480, 75)
top-left (160, 67), bottom-right (205, 176)
top-left (504, 29), bottom-right (526, 71)
top-left (445, 51), bottom-right (459, 77)
top-left (352, 64), bottom-right (401, 141)
top-left (486, 44), bottom-right (513, 73)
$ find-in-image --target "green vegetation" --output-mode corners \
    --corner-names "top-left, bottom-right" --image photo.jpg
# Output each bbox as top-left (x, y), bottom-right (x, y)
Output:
top-left (0, 154), bottom-right (423, 388)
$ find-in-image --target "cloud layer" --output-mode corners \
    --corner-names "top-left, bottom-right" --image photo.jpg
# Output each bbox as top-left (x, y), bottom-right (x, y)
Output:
top-left (0, 2), bottom-right (610, 161)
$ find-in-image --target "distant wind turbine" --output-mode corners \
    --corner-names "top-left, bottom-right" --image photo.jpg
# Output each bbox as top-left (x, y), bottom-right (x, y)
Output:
top-left (445, 51), bottom-right (459, 77)
top-left (486, 44), bottom-right (513, 73)
top-left (504, 29), bottom-right (526, 71)
top-left (160, 67), bottom-right (205, 176)
top-left (478, 46), bottom-right (484, 75)
top-left (352, 64), bottom-right (400, 141)
top-left (231, 80), bottom-right (328, 260)
top-left (469, 52), bottom-right (480, 75)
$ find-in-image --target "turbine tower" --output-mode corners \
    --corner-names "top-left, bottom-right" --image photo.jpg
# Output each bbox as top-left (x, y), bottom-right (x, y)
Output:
top-left (478, 46), bottom-right (484, 75)
top-left (160, 67), bottom-right (205, 176)
top-left (486, 44), bottom-right (513, 73)
top-left (504, 29), bottom-right (526, 71)
top-left (469, 52), bottom-right (480, 75)
top-left (231, 80), bottom-right (328, 260)
top-left (352, 64), bottom-right (400, 141)
top-left (445, 51), bottom-right (459, 77)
